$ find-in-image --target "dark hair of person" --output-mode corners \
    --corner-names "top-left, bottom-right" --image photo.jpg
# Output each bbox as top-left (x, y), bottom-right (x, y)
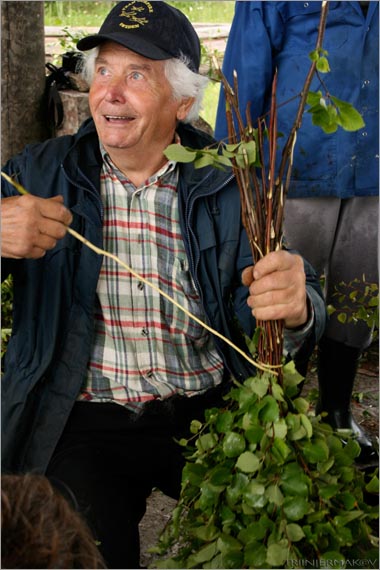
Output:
top-left (1, 473), bottom-right (106, 569)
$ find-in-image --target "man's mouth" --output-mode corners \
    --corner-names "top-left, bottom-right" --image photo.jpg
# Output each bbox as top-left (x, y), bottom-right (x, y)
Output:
top-left (104, 115), bottom-right (135, 122)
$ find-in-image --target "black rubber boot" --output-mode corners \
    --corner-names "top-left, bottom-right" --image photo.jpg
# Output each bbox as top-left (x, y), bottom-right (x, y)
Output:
top-left (315, 336), bottom-right (378, 465)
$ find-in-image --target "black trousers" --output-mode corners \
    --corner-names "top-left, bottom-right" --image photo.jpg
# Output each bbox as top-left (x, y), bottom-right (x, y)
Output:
top-left (46, 385), bottom-right (228, 569)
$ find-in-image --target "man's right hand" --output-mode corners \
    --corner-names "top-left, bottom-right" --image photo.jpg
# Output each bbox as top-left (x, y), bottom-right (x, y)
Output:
top-left (1, 194), bottom-right (73, 259)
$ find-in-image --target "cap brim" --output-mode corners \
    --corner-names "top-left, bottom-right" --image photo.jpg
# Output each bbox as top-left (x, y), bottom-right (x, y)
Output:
top-left (77, 32), bottom-right (171, 62)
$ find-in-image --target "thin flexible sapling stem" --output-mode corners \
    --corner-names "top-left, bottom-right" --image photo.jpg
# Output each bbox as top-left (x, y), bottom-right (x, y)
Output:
top-left (1, 170), bottom-right (277, 376)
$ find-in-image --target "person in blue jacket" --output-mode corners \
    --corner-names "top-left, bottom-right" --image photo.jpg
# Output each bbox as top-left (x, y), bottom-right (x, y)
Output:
top-left (1, 2), bottom-right (326, 568)
top-left (215, 0), bottom-right (378, 464)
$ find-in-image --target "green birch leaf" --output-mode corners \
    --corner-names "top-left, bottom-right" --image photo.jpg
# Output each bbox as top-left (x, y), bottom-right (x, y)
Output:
top-left (182, 462), bottom-right (207, 485)
top-left (309, 106), bottom-right (338, 133)
top-left (187, 541), bottom-right (218, 566)
top-left (266, 483), bottom-right (284, 506)
top-left (209, 466), bottom-right (233, 487)
top-left (300, 413), bottom-right (313, 438)
top-left (238, 140), bottom-right (257, 166)
top-left (283, 496), bottom-right (310, 521)
top-left (236, 451), bottom-right (260, 473)
top-left (164, 143), bottom-right (196, 162)
top-left (221, 550), bottom-right (244, 569)
top-left (307, 89), bottom-right (323, 106)
top-left (258, 395), bottom-right (279, 422)
top-left (337, 492), bottom-right (356, 510)
top-left (243, 484), bottom-right (267, 508)
top-left (333, 510), bottom-right (364, 526)
top-left (194, 152), bottom-right (217, 169)
top-left (316, 55), bottom-right (330, 73)
top-left (271, 418), bottom-right (288, 439)
top-left (365, 475), bottom-right (379, 494)
top-left (309, 49), bottom-right (319, 62)
top-left (244, 542), bottom-right (267, 568)
top-left (249, 374), bottom-right (270, 398)
top-left (217, 533), bottom-right (242, 554)
top-left (271, 381), bottom-right (285, 401)
top-left (288, 425), bottom-right (307, 441)
top-left (196, 432), bottom-right (218, 452)
top-left (281, 463), bottom-right (310, 497)
top-left (194, 523), bottom-right (219, 542)
top-left (317, 456), bottom-right (335, 474)
top-left (286, 523), bottom-right (305, 542)
top-left (216, 154), bottom-right (233, 168)
top-left (219, 504), bottom-right (235, 526)
top-left (293, 397), bottom-right (310, 414)
top-left (283, 360), bottom-right (304, 387)
top-left (216, 410), bottom-right (234, 434)
top-left (331, 95), bottom-right (366, 131)
top-left (239, 521), bottom-right (267, 543)
top-left (319, 483), bottom-right (340, 500)
top-left (266, 543), bottom-right (288, 567)
top-left (271, 437), bottom-right (292, 462)
top-left (303, 439), bottom-right (329, 463)
top-left (338, 312), bottom-right (347, 324)
top-left (198, 482), bottom-right (225, 508)
top-left (223, 142), bottom-right (241, 152)
top-left (244, 425), bottom-right (264, 444)
top-left (226, 472), bottom-right (249, 504)
top-left (190, 419), bottom-right (202, 434)
top-left (223, 432), bottom-right (246, 458)
top-left (327, 304), bottom-right (336, 315)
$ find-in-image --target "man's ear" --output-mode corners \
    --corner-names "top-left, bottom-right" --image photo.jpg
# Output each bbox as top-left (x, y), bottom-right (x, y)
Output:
top-left (176, 97), bottom-right (195, 121)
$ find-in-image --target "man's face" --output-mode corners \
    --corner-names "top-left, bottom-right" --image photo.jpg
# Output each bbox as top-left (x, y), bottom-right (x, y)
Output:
top-left (89, 42), bottom-right (191, 159)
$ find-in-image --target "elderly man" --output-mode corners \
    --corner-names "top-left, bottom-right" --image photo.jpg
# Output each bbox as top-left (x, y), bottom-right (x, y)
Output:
top-left (1, 2), bottom-right (326, 567)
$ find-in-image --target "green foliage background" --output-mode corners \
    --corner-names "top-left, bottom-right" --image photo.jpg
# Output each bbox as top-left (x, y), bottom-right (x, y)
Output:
top-left (44, 1), bottom-right (235, 27)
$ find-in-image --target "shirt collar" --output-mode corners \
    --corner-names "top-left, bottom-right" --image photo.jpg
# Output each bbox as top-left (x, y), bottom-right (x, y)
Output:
top-left (99, 140), bottom-right (178, 190)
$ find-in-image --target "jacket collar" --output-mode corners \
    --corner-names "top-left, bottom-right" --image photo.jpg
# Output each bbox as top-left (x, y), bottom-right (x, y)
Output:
top-left (61, 118), bottom-right (102, 194)
top-left (61, 118), bottom-right (234, 198)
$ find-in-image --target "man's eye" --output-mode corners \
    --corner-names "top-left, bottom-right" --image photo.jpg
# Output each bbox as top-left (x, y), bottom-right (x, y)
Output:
top-left (130, 71), bottom-right (143, 81)
top-left (98, 67), bottom-right (109, 76)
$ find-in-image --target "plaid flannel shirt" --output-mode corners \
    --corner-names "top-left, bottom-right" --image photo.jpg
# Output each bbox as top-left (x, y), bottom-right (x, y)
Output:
top-left (79, 149), bottom-right (224, 410)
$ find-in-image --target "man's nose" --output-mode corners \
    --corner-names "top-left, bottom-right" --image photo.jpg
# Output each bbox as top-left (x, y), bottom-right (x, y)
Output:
top-left (104, 76), bottom-right (127, 103)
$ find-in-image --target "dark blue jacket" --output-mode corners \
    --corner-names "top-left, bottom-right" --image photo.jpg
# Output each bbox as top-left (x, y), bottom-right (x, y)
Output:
top-left (1, 120), bottom-right (325, 473)
top-left (215, 1), bottom-right (379, 198)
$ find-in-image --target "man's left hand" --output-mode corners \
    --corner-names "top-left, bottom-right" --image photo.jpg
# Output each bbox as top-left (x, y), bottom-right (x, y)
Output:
top-left (241, 250), bottom-right (308, 329)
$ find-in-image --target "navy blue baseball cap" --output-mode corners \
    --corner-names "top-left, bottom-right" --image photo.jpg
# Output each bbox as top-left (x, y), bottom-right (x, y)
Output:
top-left (77, 1), bottom-right (201, 72)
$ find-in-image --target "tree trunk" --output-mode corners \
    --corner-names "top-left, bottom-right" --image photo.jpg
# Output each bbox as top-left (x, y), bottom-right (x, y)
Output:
top-left (1, 1), bottom-right (48, 164)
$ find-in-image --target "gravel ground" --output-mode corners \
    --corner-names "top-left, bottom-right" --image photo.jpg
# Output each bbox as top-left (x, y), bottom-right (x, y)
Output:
top-left (139, 342), bottom-right (379, 568)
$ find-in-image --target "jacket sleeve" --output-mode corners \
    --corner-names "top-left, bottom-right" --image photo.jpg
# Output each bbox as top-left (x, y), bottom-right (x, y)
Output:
top-left (215, 1), bottom-right (283, 140)
top-left (1, 152), bottom-right (29, 276)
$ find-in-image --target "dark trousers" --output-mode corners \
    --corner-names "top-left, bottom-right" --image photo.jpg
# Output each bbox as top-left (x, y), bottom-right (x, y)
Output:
top-left (46, 385), bottom-right (228, 569)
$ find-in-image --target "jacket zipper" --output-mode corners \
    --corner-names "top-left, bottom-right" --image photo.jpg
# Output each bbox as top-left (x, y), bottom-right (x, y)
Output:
top-left (185, 171), bottom-right (234, 303)
top-left (60, 162), bottom-right (104, 222)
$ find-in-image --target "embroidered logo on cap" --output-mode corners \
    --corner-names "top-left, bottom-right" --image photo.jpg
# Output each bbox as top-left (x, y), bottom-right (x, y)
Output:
top-left (119, 1), bottom-right (153, 30)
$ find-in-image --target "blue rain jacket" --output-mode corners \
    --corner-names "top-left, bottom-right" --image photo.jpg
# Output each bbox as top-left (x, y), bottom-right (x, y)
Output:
top-left (1, 120), bottom-right (326, 473)
top-left (215, 1), bottom-right (379, 198)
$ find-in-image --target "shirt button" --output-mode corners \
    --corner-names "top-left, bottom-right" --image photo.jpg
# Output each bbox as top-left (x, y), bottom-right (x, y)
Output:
top-left (304, 2), bottom-right (309, 7)
top-left (146, 371), bottom-right (153, 378)
top-left (137, 282), bottom-right (144, 290)
top-left (361, 132), bottom-right (368, 137)
top-left (363, 80), bottom-right (370, 86)
top-left (141, 328), bottom-right (149, 336)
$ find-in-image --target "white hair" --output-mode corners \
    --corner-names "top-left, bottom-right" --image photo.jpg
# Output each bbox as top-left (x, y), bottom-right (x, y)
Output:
top-left (80, 47), bottom-right (208, 123)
